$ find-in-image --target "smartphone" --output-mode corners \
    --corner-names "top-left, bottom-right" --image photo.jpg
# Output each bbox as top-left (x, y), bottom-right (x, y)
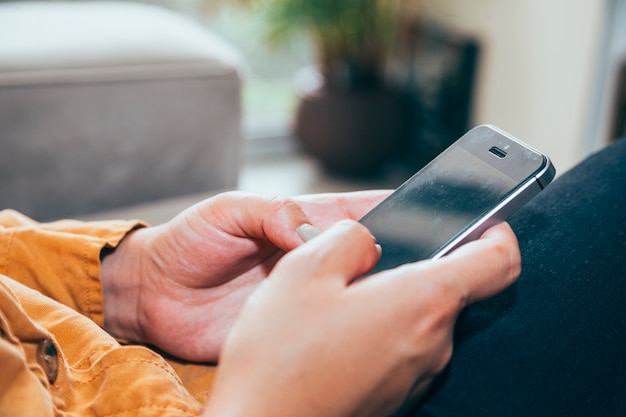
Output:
top-left (359, 124), bottom-right (556, 275)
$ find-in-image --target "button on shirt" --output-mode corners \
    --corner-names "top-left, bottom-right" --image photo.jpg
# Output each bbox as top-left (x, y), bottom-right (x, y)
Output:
top-left (36, 338), bottom-right (59, 384)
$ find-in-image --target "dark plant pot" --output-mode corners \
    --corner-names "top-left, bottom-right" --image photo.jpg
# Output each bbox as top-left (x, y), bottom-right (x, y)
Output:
top-left (294, 82), bottom-right (407, 177)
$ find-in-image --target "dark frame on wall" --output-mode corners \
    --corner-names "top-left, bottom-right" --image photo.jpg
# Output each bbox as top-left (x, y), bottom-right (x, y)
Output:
top-left (395, 20), bottom-right (481, 170)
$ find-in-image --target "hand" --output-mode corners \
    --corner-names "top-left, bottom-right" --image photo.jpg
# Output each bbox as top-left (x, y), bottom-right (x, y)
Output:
top-left (101, 190), bottom-right (390, 362)
top-left (204, 221), bottom-right (520, 417)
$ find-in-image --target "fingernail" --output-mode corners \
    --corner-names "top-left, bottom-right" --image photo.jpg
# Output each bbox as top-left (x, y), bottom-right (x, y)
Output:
top-left (296, 224), bottom-right (322, 242)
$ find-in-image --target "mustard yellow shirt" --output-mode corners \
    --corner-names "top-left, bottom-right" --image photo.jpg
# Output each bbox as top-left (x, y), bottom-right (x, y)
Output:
top-left (0, 210), bottom-right (216, 416)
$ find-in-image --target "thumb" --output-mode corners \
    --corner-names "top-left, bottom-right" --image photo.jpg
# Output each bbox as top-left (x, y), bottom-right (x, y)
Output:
top-left (429, 222), bottom-right (521, 306)
top-left (274, 220), bottom-right (381, 286)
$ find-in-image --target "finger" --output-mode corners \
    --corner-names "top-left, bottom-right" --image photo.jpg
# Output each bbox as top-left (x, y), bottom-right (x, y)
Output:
top-left (276, 220), bottom-right (381, 285)
top-left (443, 222), bottom-right (521, 305)
top-left (361, 222), bottom-right (520, 316)
top-left (257, 195), bottom-right (315, 250)
top-left (294, 190), bottom-right (393, 228)
top-left (195, 192), bottom-right (314, 252)
top-left (411, 222), bottom-right (521, 307)
top-left (296, 223), bottom-right (322, 242)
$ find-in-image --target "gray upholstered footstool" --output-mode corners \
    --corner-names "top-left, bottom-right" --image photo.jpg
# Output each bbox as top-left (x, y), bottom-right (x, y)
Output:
top-left (0, 1), bottom-right (245, 220)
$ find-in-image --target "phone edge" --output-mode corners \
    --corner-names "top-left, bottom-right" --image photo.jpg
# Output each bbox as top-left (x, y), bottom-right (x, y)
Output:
top-left (430, 154), bottom-right (556, 260)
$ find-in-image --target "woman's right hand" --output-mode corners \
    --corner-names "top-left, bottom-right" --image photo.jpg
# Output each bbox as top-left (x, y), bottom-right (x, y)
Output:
top-left (204, 220), bottom-right (520, 417)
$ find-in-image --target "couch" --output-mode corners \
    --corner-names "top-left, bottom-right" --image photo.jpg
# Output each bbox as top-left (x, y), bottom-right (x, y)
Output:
top-left (0, 1), bottom-right (245, 221)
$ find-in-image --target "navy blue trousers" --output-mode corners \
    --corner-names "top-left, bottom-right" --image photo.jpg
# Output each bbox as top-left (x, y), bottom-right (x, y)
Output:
top-left (411, 138), bottom-right (626, 416)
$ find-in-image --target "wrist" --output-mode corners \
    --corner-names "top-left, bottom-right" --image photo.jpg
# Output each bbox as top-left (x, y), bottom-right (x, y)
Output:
top-left (101, 228), bottom-right (150, 341)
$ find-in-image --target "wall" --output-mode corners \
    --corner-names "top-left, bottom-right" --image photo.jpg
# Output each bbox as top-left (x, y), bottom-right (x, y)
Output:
top-left (406, 0), bottom-right (605, 172)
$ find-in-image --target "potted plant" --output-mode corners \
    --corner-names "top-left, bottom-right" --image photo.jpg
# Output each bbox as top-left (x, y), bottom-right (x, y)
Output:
top-left (232, 0), bottom-right (408, 176)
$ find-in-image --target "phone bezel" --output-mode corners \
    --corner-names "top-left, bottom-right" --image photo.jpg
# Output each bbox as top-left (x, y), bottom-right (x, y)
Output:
top-left (360, 124), bottom-right (556, 266)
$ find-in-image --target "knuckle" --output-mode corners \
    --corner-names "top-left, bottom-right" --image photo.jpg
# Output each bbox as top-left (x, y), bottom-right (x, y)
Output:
top-left (433, 344), bottom-right (454, 374)
top-left (269, 195), bottom-right (304, 218)
top-left (490, 238), bottom-right (522, 282)
top-left (269, 194), bottom-right (297, 208)
top-left (335, 220), bottom-right (379, 250)
top-left (334, 218), bottom-right (361, 230)
top-left (405, 319), bottom-right (454, 376)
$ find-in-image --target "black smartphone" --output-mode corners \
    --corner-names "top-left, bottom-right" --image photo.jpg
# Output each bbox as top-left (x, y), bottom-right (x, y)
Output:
top-left (360, 124), bottom-right (556, 275)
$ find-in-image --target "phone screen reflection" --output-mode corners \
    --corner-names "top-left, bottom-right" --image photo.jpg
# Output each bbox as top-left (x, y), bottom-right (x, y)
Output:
top-left (360, 146), bottom-right (518, 274)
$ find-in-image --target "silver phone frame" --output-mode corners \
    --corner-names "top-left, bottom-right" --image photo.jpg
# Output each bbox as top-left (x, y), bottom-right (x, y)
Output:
top-left (428, 124), bottom-right (556, 260)
top-left (359, 124), bottom-right (556, 267)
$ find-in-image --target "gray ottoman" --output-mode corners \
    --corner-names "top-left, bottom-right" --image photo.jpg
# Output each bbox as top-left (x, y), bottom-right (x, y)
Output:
top-left (0, 1), bottom-right (245, 220)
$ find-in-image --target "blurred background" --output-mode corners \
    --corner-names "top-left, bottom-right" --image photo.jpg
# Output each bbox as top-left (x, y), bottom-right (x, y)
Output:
top-left (1, 0), bottom-right (625, 222)
top-left (137, 0), bottom-right (624, 172)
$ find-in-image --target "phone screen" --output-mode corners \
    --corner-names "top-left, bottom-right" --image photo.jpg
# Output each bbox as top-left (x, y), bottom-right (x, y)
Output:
top-left (360, 144), bottom-right (525, 274)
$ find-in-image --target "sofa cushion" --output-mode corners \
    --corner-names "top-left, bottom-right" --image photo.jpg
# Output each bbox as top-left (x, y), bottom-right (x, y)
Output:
top-left (0, 1), bottom-right (245, 221)
top-left (0, 1), bottom-right (246, 85)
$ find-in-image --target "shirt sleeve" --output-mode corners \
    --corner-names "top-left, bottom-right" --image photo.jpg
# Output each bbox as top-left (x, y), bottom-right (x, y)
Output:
top-left (0, 209), bottom-right (146, 327)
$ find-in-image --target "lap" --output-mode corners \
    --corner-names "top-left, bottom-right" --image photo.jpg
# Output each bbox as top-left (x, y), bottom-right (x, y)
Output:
top-left (412, 138), bottom-right (626, 416)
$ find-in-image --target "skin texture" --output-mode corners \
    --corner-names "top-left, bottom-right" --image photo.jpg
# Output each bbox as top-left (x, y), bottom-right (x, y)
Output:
top-left (204, 220), bottom-right (520, 417)
top-left (101, 190), bottom-right (520, 416)
top-left (101, 190), bottom-right (390, 361)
